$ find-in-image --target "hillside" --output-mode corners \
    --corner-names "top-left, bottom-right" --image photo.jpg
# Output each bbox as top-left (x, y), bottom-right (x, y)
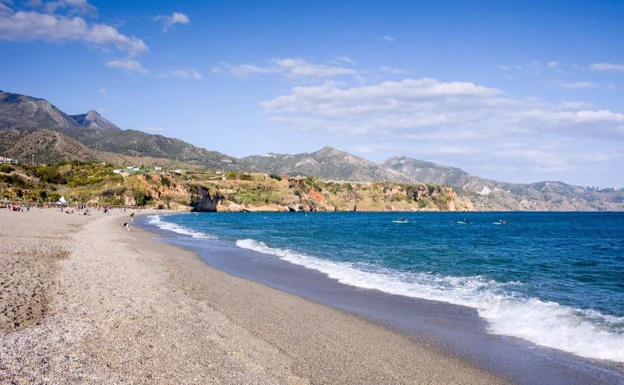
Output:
top-left (0, 90), bottom-right (83, 131)
top-left (79, 130), bottom-right (243, 170)
top-left (382, 156), bottom-right (495, 190)
top-left (0, 162), bottom-right (466, 213)
top-left (0, 128), bottom-right (199, 170)
top-left (241, 146), bottom-right (415, 183)
top-left (0, 90), bottom-right (242, 171)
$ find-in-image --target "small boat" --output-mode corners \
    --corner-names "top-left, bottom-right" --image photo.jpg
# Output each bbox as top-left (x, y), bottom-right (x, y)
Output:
top-left (493, 220), bottom-right (507, 225)
top-left (392, 220), bottom-right (410, 224)
top-left (457, 221), bottom-right (468, 224)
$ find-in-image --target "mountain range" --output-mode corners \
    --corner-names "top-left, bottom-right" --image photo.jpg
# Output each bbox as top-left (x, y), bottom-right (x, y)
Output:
top-left (1, 89), bottom-right (622, 211)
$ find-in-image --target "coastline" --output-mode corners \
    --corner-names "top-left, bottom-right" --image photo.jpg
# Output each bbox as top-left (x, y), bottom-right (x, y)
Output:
top-left (139, 212), bottom-right (624, 385)
top-left (0, 209), bottom-right (509, 384)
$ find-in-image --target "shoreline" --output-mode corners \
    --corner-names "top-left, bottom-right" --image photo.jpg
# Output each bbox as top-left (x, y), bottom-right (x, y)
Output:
top-left (139, 212), bottom-right (624, 384)
top-left (0, 209), bottom-right (509, 384)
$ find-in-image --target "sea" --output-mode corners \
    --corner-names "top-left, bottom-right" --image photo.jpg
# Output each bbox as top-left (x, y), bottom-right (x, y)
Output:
top-left (142, 211), bottom-right (624, 382)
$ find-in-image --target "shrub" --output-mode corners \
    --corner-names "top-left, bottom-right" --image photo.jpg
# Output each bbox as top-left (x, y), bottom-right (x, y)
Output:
top-left (34, 166), bottom-right (66, 184)
top-left (0, 173), bottom-right (30, 189)
top-left (0, 164), bottom-right (14, 173)
top-left (269, 174), bottom-right (282, 181)
top-left (133, 190), bottom-right (151, 206)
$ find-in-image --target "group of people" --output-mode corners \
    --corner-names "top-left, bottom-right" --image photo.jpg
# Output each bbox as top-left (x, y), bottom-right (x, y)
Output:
top-left (4, 205), bottom-right (29, 212)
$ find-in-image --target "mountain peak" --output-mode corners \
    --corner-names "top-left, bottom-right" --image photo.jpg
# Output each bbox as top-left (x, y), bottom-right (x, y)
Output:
top-left (70, 110), bottom-right (121, 131)
top-left (314, 146), bottom-right (344, 157)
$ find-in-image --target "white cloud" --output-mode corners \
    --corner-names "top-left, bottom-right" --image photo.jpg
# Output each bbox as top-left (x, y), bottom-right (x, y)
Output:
top-left (499, 61), bottom-right (546, 75)
top-left (213, 57), bottom-right (358, 79)
top-left (350, 146), bottom-right (375, 154)
top-left (0, 3), bottom-right (11, 16)
top-left (169, 69), bottom-right (204, 79)
top-left (379, 65), bottom-right (409, 74)
top-left (106, 59), bottom-right (149, 75)
top-left (552, 80), bottom-right (598, 90)
top-left (260, 77), bottom-right (624, 143)
top-left (24, 0), bottom-right (42, 7)
top-left (589, 62), bottom-right (624, 73)
top-left (335, 56), bottom-right (355, 64)
top-left (99, 87), bottom-right (107, 95)
top-left (212, 62), bottom-right (277, 77)
top-left (143, 126), bottom-right (164, 133)
top-left (154, 12), bottom-right (189, 32)
top-left (608, 84), bottom-right (618, 90)
top-left (381, 35), bottom-right (395, 42)
top-left (547, 61), bottom-right (558, 68)
top-left (557, 101), bottom-right (594, 110)
top-left (44, 0), bottom-right (97, 15)
top-left (0, 10), bottom-right (148, 54)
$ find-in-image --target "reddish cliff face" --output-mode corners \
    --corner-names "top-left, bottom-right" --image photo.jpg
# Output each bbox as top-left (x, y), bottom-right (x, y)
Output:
top-left (309, 189), bottom-right (325, 205)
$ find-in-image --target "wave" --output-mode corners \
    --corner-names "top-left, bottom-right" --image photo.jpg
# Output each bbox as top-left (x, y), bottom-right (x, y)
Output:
top-left (147, 215), bottom-right (216, 239)
top-left (236, 238), bottom-right (624, 362)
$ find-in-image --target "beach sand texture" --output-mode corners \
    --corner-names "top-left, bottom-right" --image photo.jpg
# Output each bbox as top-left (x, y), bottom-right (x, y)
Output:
top-left (0, 210), bottom-right (508, 384)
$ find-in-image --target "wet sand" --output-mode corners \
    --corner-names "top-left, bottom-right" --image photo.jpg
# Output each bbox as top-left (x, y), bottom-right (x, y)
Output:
top-left (0, 209), bottom-right (509, 384)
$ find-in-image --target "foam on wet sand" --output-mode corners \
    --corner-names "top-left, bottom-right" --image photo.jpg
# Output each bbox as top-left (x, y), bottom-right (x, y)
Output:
top-left (0, 209), bottom-right (508, 384)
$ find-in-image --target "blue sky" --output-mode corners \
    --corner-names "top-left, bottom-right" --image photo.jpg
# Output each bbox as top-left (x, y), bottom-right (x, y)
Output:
top-left (1, 0), bottom-right (623, 187)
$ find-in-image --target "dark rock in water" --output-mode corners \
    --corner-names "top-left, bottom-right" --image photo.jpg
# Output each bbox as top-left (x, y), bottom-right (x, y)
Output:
top-left (190, 185), bottom-right (223, 212)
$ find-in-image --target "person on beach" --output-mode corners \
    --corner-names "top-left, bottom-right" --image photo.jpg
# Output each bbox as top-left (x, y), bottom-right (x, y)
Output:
top-left (130, 212), bottom-right (135, 222)
top-left (119, 222), bottom-right (130, 231)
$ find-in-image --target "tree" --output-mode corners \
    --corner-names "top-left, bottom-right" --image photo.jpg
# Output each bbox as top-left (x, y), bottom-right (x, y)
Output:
top-left (133, 190), bottom-right (150, 206)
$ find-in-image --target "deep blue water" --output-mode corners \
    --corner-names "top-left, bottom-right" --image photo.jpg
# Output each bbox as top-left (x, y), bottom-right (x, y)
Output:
top-left (148, 211), bottom-right (624, 362)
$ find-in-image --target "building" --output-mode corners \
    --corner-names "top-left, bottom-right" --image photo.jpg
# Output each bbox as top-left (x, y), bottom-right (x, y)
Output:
top-left (0, 156), bottom-right (19, 164)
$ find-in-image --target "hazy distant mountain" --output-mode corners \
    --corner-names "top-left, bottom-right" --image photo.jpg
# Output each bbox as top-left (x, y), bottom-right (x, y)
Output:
top-left (241, 146), bottom-right (416, 183)
top-left (382, 156), bottom-right (496, 191)
top-left (381, 156), bottom-right (623, 210)
top-left (0, 90), bottom-right (83, 131)
top-left (70, 110), bottom-right (121, 131)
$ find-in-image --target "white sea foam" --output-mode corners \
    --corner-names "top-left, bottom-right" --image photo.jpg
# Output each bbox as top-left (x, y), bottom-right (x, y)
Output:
top-left (236, 238), bottom-right (624, 362)
top-left (147, 215), bottom-right (216, 239)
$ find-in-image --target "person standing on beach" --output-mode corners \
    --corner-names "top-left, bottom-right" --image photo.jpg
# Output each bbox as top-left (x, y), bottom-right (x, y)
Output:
top-left (130, 212), bottom-right (135, 222)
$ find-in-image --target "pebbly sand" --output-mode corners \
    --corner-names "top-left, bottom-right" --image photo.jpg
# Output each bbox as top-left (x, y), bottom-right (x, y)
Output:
top-left (0, 209), bottom-right (510, 384)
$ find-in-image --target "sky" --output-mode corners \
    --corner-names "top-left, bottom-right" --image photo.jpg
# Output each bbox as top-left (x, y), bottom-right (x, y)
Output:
top-left (0, 0), bottom-right (623, 187)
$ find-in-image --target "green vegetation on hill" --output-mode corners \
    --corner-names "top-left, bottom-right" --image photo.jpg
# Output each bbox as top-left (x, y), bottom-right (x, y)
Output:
top-left (0, 161), bottom-right (464, 212)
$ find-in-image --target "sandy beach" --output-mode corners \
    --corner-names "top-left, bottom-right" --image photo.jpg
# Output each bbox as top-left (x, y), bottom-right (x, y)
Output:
top-left (0, 209), bottom-right (509, 384)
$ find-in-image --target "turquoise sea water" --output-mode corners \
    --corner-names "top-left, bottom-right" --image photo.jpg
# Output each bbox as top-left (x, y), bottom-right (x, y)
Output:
top-left (147, 212), bottom-right (624, 362)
